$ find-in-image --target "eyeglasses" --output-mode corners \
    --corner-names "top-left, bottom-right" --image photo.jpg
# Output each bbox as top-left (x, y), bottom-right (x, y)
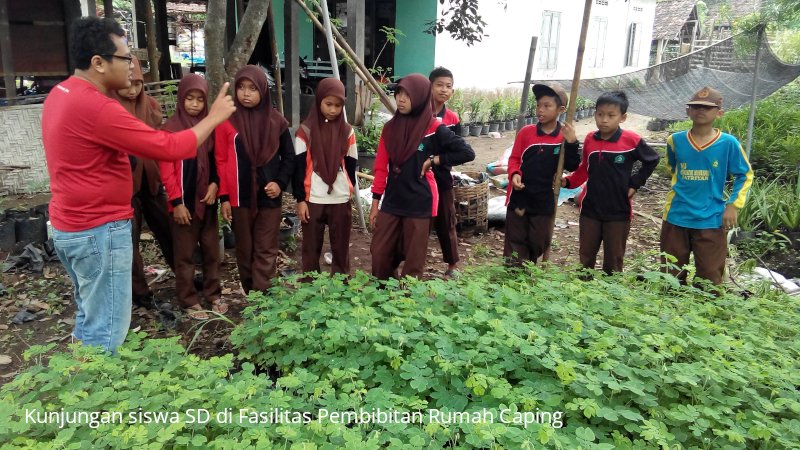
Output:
top-left (101, 54), bottom-right (134, 64)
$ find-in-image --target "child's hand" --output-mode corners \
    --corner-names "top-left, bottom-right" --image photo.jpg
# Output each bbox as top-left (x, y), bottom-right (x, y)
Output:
top-left (722, 204), bottom-right (738, 230)
top-left (562, 122), bottom-right (577, 143)
top-left (560, 178), bottom-right (567, 188)
top-left (265, 182), bottom-right (281, 199)
top-left (173, 204), bottom-right (191, 225)
top-left (420, 157), bottom-right (434, 177)
top-left (221, 201), bottom-right (232, 222)
top-left (369, 200), bottom-right (380, 230)
top-left (511, 173), bottom-right (525, 190)
top-left (202, 182), bottom-right (218, 205)
top-left (628, 188), bottom-right (636, 198)
top-left (297, 201), bottom-right (310, 223)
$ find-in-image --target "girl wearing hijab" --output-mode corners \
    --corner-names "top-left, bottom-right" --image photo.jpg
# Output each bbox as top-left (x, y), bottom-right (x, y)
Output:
top-left (159, 74), bottom-right (224, 319)
top-left (216, 65), bottom-right (294, 293)
top-left (110, 55), bottom-right (175, 308)
top-left (292, 78), bottom-right (358, 275)
top-left (369, 74), bottom-right (475, 280)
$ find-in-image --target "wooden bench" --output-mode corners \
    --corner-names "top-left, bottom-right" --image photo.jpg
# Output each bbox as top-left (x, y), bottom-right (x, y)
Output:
top-left (304, 59), bottom-right (335, 79)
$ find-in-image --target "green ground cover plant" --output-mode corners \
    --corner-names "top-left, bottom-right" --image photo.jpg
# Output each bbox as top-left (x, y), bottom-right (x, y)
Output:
top-left (2, 265), bottom-right (799, 449)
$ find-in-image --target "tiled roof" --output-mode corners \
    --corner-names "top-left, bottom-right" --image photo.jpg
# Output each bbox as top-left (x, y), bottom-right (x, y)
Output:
top-left (653, 0), bottom-right (697, 40)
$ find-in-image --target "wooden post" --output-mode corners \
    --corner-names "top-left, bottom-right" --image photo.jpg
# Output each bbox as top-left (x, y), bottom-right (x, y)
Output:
top-left (295, 0), bottom-right (395, 114)
top-left (544, 0), bottom-right (592, 262)
top-left (104, 0), bottom-right (113, 18)
top-left (267, 3), bottom-right (283, 115)
top-left (745, 26), bottom-right (764, 159)
top-left (346, 0), bottom-right (365, 124)
top-left (318, 0), bottom-right (368, 231)
top-left (516, 36), bottom-right (538, 133)
top-left (154, 0), bottom-right (172, 79)
top-left (0, 0), bottom-right (15, 105)
top-left (284, 0), bottom-right (301, 126)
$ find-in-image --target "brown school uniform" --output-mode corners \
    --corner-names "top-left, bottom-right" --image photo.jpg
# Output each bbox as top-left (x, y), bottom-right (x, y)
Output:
top-left (109, 55), bottom-right (175, 303)
top-left (432, 105), bottom-right (463, 265)
top-left (216, 66), bottom-right (294, 293)
top-left (159, 74), bottom-right (221, 308)
top-left (370, 75), bottom-right (475, 279)
top-left (293, 79), bottom-right (358, 274)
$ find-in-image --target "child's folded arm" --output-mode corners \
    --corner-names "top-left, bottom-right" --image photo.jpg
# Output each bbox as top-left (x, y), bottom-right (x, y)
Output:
top-left (629, 139), bottom-right (660, 189)
top-left (158, 159), bottom-right (183, 205)
top-left (564, 135), bottom-right (591, 188)
top-left (435, 125), bottom-right (475, 168)
top-left (506, 129), bottom-right (527, 178)
top-left (564, 140), bottom-right (581, 172)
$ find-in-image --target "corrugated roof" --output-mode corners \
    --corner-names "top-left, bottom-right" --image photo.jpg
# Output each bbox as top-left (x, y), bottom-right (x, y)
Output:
top-left (653, 0), bottom-right (697, 41)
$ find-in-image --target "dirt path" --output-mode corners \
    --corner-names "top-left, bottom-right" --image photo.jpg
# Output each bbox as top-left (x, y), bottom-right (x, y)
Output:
top-left (0, 114), bottom-right (669, 381)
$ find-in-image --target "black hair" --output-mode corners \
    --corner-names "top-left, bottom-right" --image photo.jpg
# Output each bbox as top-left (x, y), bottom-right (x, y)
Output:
top-left (428, 67), bottom-right (454, 82)
top-left (596, 91), bottom-right (629, 114)
top-left (536, 91), bottom-right (563, 108)
top-left (69, 17), bottom-right (126, 70)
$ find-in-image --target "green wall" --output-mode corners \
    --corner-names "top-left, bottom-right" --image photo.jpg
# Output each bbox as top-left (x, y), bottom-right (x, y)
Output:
top-left (271, 1), bottom-right (314, 65)
top-left (393, 0), bottom-right (437, 77)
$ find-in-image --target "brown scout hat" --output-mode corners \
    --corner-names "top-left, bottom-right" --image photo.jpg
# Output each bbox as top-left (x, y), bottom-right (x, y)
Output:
top-left (686, 86), bottom-right (723, 107)
top-left (532, 82), bottom-right (569, 108)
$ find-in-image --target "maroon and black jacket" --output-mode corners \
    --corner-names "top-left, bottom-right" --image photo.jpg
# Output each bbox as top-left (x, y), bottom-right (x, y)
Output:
top-left (431, 105), bottom-right (464, 192)
top-left (564, 128), bottom-right (660, 221)
top-left (160, 152), bottom-right (220, 213)
top-left (372, 122), bottom-right (474, 218)
top-left (506, 122), bottom-right (580, 215)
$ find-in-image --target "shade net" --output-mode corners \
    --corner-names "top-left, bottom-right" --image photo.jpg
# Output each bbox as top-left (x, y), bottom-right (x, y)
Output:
top-left (553, 29), bottom-right (800, 120)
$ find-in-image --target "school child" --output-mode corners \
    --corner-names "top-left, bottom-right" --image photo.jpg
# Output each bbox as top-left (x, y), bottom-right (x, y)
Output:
top-left (562, 91), bottom-right (660, 274)
top-left (159, 74), bottom-right (224, 319)
top-left (110, 55), bottom-right (175, 308)
top-left (661, 87), bottom-right (753, 285)
top-left (369, 74), bottom-right (475, 280)
top-left (293, 78), bottom-right (357, 274)
top-left (429, 67), bottom-right (465, 278)
top-left (504, 82), bottom-right (580, 265)
top-left (216, 65), bottom-right (294, 293)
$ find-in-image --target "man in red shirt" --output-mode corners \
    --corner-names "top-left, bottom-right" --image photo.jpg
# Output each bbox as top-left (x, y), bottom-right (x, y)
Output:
top-left (42, 17), bottom-right (234, 352)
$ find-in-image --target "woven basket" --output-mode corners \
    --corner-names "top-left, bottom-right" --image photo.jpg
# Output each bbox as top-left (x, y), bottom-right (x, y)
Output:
top-left (453, 171), bottom-right (489, 235)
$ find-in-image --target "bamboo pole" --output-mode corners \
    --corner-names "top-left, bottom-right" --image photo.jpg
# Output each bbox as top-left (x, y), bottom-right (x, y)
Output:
top-left (516, 36), bottom-right (538, 133)
top-left (544, 0), bottom-right (592, 262)
top-left (745, 25), bottom-right (764, 159)
top-left (294, 0), bottom-right (395, 114)
top-left (267, 3), bottom-right (284, 115)
top-left (317, 0), bottom-right (368, 231)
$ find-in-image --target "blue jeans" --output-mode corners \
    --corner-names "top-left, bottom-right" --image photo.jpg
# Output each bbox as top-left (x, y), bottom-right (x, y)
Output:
top-left (52, 220), bottom-right (133, 353)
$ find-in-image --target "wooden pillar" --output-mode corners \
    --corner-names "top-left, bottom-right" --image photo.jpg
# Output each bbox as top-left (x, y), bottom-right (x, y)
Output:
top-left (345, 0), bottom-right (364, 124)
top-left (284, 0), bottom-right (300, 126)
top-left (63, 0), bottom-right (83, 72)
top-left (154, 0), bottom-right (172, 79)
top-left (104, 0), bottom-right (113, 18)
top-left (0, 0), bottom-right (15, 103)
top-left (132, 0), bottom-right (147, 48)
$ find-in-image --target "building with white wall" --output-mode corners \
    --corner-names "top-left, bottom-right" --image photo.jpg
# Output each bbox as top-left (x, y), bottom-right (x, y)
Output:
top-left (434, 0), bottom-right (656, 89)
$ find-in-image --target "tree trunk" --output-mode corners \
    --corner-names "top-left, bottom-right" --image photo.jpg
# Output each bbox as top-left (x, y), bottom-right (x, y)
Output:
top-left (144, 0), bottom-right (160, 82)
top-left (205, 0), bottom-right (228, 96)
top-left (224, 0), bottom-right (271, 75)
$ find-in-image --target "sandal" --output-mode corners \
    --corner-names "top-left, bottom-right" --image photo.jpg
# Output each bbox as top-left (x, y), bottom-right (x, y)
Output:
top-left (211, 299), bottom-right (229, 315)
top-left (186, 305), bottom-right (209, 320)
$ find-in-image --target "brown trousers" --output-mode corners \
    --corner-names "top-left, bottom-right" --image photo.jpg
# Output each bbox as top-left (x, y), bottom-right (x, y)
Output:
top-left (170, 207), bottom-right (221, 308)
top-left (503, 210), bottom-right (553, 265)
top-left (371, 211), bottom-right (431, 280)
top-left (231, 206), bottom-right (282, 293)
top-left (301, 202), bottom-right (352, 274)
top-left (579, 216), bottom-right (631, 274)
top-left (132, 188), bottom-right (175, 298)
top-left (660, 221), bottom-right (727, 285)
top-left (432, 189), bottom-right (459, 265)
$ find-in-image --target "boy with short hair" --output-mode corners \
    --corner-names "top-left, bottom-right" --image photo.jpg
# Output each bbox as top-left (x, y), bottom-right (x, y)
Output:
top-left (661, 86), bottom-right (753, 285)
top-left (563, 91), bottom-right (660, 274)
top-left (504, 82), bottom-right (579, 265)
top-left (429, 67), bottom-right (468, 277)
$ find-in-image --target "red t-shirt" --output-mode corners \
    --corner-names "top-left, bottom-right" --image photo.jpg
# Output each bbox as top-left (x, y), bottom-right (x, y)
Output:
top-left (42, 77), bottom-right (198, 232)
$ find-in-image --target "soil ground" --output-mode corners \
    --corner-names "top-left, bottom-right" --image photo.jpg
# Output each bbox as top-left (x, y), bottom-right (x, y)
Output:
top-left (0, 114), bottom-right (674, 382)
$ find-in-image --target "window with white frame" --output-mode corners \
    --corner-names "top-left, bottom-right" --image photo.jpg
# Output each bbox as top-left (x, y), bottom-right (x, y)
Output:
top-left (625, 22), bottom-right (642, 67)
top-left (586, 17), bottom-right (608, 68)
top-left (539, 11), bottom-right (561, 70)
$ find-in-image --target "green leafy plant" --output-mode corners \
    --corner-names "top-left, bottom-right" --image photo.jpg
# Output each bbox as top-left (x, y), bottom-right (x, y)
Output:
top-left (467, 96), bottom-right (484, 125)
top-left (488, 98), bottom-right (504, 122)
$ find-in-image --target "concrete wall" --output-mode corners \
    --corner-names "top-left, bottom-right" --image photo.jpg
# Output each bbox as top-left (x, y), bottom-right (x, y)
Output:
top-left (0, 105), bottom-right (48, 195)
top-left (394, 0), bottom-right (437, 78)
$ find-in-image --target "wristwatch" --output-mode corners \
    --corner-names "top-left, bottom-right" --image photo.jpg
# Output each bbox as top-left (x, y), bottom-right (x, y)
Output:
top-left (429, 154), bottom-right (436, 166)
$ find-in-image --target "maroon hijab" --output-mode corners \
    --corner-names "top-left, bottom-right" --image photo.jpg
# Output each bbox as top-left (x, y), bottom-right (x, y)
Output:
top-left (230, 65), bottom-right (289, 167)
top-left (109, 55), bottom-right (163, 128)
top-left (382, 74), bottom-right (435, 167)
top-left (162, 74), bottom-right (212, 219)
top-left (300, 78), bottom-right (352, 193)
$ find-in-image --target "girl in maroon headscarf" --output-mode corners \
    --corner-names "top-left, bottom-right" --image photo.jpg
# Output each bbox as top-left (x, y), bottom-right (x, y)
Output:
top-left (369, 74), bottom-right (475, 280)
top-left (110, 55), bottom-right (175, 308)
top-left (216, 65), bottom-right (294, 293)
top-left (159, 74), bottom-right (224, 319)
top-left (292, 78), bottom-right (358, 275)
